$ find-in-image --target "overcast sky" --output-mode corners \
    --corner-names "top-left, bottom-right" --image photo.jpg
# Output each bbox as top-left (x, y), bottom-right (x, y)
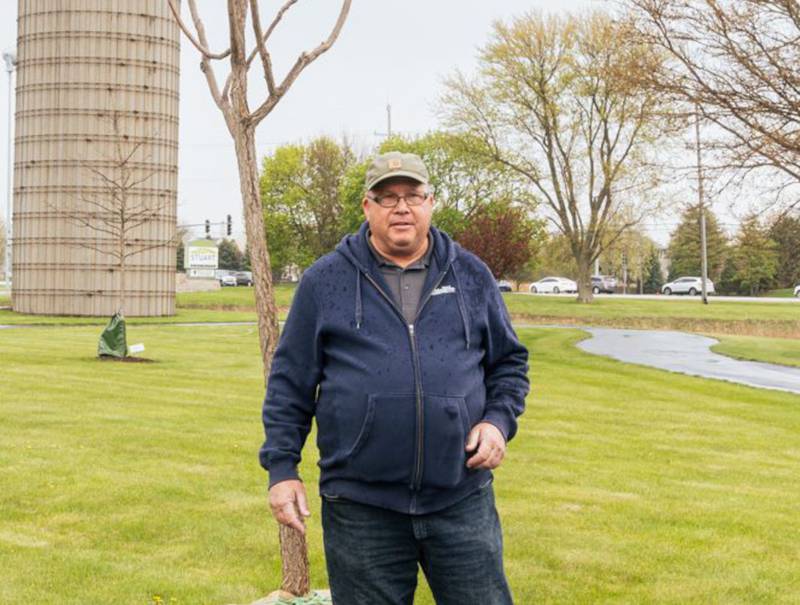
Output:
top-left (1, 0), bottom-right (705, 248)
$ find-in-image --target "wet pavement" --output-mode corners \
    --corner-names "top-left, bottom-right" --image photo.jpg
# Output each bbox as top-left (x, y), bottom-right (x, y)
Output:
top-left (577, 328), bottom-right (800, 396)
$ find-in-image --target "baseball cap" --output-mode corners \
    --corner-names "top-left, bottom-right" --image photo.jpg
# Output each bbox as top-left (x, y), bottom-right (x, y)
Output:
top-left (365, 151), bottom-right (429, 191)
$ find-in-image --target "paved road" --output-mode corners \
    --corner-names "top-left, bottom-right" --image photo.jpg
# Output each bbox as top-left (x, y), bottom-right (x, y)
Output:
top-left (577, 328), bottom-right (800, 395)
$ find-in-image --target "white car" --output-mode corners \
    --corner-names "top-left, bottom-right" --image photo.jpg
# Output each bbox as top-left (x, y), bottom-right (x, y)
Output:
top-left (529, 276), bottom-right (577, 294)
top-left (661, 276), bottom-right (715, 296)
top-left (219, 274), bottom-right (237, 287)
top-left (794, 284), bottom-right (800, 298)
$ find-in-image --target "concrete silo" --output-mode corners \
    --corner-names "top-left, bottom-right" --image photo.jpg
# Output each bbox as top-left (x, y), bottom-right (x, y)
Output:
top-left (12, 0), bottom-right (180, 316)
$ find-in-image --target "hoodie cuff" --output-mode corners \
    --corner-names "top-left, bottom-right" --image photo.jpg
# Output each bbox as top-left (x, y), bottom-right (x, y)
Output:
top-left (481, 406), bottom-right (515, 443)
top-left (267, 460), bottom-right (300, 488)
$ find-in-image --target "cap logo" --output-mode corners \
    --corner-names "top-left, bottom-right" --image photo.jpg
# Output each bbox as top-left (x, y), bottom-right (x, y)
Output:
top-left (388, 159), bottom-right (403, 170)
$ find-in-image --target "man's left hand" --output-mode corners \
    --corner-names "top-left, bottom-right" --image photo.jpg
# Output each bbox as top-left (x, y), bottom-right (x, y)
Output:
top-left (465, 422), bottom-right (506, 470)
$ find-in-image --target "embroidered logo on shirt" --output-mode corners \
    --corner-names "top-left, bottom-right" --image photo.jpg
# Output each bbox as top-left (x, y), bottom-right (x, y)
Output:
top-left (431, 285), bottom-right (456, 296)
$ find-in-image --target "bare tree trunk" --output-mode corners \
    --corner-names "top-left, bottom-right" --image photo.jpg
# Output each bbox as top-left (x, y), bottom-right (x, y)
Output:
top-left (234, 124), bottom-right (309, 593)
top-left (576, 256), bottom-right (593, 303)
top-left (279, 523), bottom-right (310, 596)
top-left (233, 124), bottom-right (279, 380)
top-left (119, 235), bottom-right (125, 315)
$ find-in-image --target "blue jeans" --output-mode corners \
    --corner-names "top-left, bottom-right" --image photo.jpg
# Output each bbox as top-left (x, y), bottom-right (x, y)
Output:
top-left (321, 483), bottom-right (513, 605)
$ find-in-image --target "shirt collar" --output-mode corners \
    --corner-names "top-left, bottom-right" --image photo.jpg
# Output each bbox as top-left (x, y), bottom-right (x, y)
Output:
top-left (367, 230), bottom-right (432, 270)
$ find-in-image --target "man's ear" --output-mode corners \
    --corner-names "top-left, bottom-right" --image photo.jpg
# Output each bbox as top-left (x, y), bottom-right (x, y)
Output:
top-left (362, 195), bottom-right (370, 219)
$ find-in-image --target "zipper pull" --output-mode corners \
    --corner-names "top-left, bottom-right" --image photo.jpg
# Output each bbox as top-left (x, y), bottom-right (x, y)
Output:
top-left (408, 323), bottom-right (415, 336)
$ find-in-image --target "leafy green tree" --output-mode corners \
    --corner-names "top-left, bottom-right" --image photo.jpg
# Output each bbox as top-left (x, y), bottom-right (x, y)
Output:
top-left (260, 137), bottom-right (356, 271)
top-left (667, 205), bottom-right (728, 282)
top-left (768, 212), bottom-right (800, 288)
top-left (729, 214), bottom-right (778, 295)
top-left (218, 238), bottom-right (245, 271)
top-left (458, 201), bottom-right (545, 278)
top-left (642, 248), bottom-right (664, 293)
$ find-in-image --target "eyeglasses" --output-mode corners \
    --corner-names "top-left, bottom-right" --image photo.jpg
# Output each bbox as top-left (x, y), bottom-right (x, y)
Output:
top-left (366, 191), bottom-right (431, 208)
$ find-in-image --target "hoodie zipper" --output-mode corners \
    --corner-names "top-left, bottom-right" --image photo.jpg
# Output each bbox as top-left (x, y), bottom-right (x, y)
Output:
top-left (359, 266), bottom-right (452, 492)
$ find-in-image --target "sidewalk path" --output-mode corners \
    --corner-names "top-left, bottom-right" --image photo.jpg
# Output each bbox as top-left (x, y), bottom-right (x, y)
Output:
top-left (577, 328), bottom-right (800, 395)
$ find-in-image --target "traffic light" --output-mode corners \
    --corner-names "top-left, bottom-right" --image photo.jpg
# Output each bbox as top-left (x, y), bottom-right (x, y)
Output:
top-left (226, 214), bottom-right (232, 236)
top-left (205, 219), bottom-right (210, 238)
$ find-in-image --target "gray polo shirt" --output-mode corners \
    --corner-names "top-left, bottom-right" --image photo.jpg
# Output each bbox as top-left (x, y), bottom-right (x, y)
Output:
top-left (367, 232), bottom-right (433, 324)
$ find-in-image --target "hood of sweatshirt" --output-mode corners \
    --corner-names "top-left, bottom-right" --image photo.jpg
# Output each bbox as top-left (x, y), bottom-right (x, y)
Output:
top-left (334, 221), bottom-right (471, 347)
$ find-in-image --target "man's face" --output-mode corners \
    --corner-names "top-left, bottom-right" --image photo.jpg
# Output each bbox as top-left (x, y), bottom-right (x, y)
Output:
top-left (362, 177), bottom-right (434, 261)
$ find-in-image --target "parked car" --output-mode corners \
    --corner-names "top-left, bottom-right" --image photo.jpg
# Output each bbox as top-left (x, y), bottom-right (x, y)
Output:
top-left (661, 276), bottom-right (715, 296)
top-left (529, 276), bottom-right (577, 294)
top-left (497, 279), bottom-right (513, 292)
top-left (233, 271), bottom-right (253, 286)
top-left (794, 284), bottom-right (800, 298)
top-left (219, 273), bottom-right (237, 287)
top-left (591, 275), bottom-right (617, 294)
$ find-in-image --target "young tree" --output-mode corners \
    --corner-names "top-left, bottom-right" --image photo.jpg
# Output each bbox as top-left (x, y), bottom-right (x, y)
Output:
top-left (168, 3), bottom-right (351, 594)
top-left (64, 114), bottom-right (175, 315)
top-left (442, 11), bottom-right (672, 302)
top-left (768, 212), bottom-right (800, 288)
top-left (667, 204), bottom-right (728, 282)
top-left (630, 0), bottom-right (800, 209)
top-left (168, 0), bottom-right (351, 383)
top-left (729, 214), bottom-right (779, 296)
top-left (458, 201), bottom-right (544, 278)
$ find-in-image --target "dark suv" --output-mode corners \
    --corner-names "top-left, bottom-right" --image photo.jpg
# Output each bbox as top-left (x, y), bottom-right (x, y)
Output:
top-left (233, 271), bottom-right (253, 286)
top-left (591, 275), bottom-right (617, 294)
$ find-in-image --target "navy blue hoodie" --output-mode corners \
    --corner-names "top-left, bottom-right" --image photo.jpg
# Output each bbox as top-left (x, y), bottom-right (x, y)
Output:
top-left (260, 222), bottom-right (529, 514)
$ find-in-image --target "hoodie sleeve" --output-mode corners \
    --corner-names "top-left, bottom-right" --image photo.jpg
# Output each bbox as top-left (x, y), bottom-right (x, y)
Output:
top-left (259, 274), bottom-right (323, 487)
top-left (480, 271), bottom-right (530, 443)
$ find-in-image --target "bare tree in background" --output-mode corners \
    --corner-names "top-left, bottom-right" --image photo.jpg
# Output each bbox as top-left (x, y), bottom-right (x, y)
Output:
top-left (442, 12), bottom-right (673, 302)
top-left (167, 0), bottom-right (352, 597)
top-left (629, 0), bottom-right (800, 210)
top-left (64, 114), bottom-right (175, 315)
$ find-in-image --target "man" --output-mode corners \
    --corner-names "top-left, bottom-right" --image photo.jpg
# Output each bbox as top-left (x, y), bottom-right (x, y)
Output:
top-left (260, 151), bottom-right (529, 604)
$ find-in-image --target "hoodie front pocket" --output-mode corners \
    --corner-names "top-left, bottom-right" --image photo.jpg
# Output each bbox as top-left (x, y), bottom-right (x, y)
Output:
top-left (421, 394), bottom-right (471, 489)
top-left (345, 393), bottom-right (416, 484)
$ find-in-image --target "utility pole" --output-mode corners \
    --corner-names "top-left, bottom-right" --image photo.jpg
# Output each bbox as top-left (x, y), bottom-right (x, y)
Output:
top-left (694, 106), bottom-right (709, 304)
top-left (3, 50), bottom-right (16, 287)
top-left (374, 103), bottom-right (392, 139)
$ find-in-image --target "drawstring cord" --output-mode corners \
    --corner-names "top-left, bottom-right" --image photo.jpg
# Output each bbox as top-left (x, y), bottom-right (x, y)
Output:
top-left (355, 270), bottom-right (363, 329)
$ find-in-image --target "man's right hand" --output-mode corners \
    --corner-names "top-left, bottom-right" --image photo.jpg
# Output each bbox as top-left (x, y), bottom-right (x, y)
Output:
top-left (268, 479), bottom-right (311, 535)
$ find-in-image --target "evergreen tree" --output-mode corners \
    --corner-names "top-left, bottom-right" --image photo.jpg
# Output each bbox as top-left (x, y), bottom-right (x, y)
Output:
top-left (643, 247), bottom-right (663, 293)
top-left (768, 212), bottom-right (800, 288)
top-left (218, 238), bottom-right (245, 271)
top-left (730, 214), bottom-right (778, 295)
top-left (667, 204), bottom-right (728, 282)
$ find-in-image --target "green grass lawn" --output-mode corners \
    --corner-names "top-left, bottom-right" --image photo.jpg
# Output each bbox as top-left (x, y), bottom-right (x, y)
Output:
top-left (2, 324), bottom-right (799, 603)
top-left (762, 287), bottom-right (796, 298)
top-left (712, 334), bottom-right (800, 368)
top-left (4, 285), bottom-right (800, 338)
top-left (175, 286), bottom-right (800, 337)
top-left (176, 283), bottom-right (295, 310)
